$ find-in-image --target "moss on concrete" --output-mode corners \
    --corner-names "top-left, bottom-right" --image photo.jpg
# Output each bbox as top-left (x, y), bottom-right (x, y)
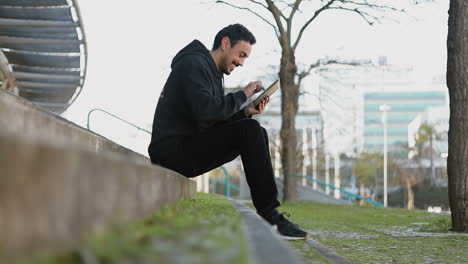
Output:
top-left (288, 240), bottom-right (333, 264)
top-left (20, 193), bottom-right (249, 264)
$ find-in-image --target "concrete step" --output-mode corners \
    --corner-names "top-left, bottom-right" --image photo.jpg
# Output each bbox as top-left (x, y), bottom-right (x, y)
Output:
top-left (0, 130), bottom-right (196, 258)
top-left (0, 88), bottom-right (196, 259)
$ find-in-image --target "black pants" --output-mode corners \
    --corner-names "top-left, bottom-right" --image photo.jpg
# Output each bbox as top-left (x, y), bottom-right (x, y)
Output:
top-left (150, 118), bottom-right (280, 213)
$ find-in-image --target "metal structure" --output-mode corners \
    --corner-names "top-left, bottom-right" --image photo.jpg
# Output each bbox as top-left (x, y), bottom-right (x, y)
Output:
top-left (86, 108), bottom-right (242, 196)
top-left (211, 166), bottom-right (240, 197)
top-left (87, 108), bottom-right (152, 135)
top-left (0, 0), bottom-right (87, 113)
top-left (297, 174), bottom-right (385, 207)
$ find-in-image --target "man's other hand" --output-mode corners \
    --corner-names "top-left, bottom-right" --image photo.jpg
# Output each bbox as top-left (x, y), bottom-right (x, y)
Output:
top-left (244, 96), bottom-right (269, 116)
top-left (243, 81), bottom-right (263, 98)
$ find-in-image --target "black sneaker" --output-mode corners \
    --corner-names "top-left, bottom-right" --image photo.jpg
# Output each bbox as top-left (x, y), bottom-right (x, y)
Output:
top-left (261, 211), bottom-right (308, 240)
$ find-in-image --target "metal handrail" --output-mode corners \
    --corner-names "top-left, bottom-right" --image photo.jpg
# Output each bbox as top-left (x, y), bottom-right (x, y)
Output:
top-left (212, 179), bottom-right (240, 196)
top-left (86, 109), bottom-right (238, 196)
top-left (297, 174), bottom-right (384, 207)
top-left (212, 166), bottom-right (240, 197)
top-left (87, 108), bottom-right (152, 134)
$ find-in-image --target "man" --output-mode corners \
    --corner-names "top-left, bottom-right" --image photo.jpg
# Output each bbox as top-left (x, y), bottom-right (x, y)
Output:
top-left (148, 24), bottom-right (307, 240)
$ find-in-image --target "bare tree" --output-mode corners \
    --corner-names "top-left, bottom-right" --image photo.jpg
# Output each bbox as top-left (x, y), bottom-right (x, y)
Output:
top-left (446, 0), bottom-right (468, 232)
top-left (395, 160), bottom-right (426, 210)
top-left (216, 0), bottom-right (404, 200)
top-left (415, 123), bottom-right (442, 184)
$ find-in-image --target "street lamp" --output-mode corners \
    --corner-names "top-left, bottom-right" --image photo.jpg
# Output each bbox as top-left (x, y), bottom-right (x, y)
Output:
top-left (379, 104), bottom-right (391, 208)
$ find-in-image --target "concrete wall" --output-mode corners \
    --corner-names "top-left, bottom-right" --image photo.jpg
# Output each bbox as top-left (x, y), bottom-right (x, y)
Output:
top-left (0, 89), bottom-right (196, 258)
top-left (0, 89), bottom-right (147, 163)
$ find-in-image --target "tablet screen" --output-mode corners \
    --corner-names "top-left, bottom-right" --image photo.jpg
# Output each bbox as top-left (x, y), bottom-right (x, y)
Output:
top-left (254, 79), bottom-right (280, 106)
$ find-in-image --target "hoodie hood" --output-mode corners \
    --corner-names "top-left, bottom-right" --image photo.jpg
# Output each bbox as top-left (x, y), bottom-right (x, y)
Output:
top-left (171, 40), bottom-right (222, 79)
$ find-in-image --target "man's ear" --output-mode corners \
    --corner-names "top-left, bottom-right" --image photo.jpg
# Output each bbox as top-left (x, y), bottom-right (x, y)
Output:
top-left (221, 36), bottom-right (231, 51)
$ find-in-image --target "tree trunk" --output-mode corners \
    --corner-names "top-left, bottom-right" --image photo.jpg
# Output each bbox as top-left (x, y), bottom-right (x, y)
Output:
top-left (280, 47), bottom-right (299, 201)
top-left (359, 183), bottom-right (365, 206)
top-left (405, 178), bottom-right (414, 210)
top-left (430, 134), bottom-right (435, 184)
top-left (447, 0), bottom-right (468, 232)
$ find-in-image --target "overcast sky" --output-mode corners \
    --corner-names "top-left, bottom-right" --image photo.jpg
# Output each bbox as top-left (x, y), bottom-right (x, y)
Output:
top-left (64, 0), bottom-right (449, 153)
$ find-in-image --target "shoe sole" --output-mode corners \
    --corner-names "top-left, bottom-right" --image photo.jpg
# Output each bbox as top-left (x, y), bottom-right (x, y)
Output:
top-left (272, 225), bottom-right (309, 240)
top-left (279, 234), bottom-right (309, 240)
top-left (281, 235), bottom-right (309, 240)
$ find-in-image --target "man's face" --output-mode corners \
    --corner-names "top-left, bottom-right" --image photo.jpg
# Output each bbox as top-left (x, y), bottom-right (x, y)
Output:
top-left (219, 37), bottom-right (252, 75)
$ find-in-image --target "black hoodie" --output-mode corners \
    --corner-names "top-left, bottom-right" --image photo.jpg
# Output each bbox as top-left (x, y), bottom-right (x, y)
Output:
top-left (148, 40), bottom-right (248, 158)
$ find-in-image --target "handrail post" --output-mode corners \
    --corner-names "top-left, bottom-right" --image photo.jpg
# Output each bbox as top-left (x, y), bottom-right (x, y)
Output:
top-left (86, 108), bottom-right (96, 130)
top-left (220, 166), bottom-right (230, 197)
top-left (212, 179), bottom-right (217, 194)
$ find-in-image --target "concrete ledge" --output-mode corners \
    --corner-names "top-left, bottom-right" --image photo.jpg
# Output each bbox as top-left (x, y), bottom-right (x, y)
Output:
top-left (227, 198), bottom-right (303, 264)
top-left (0, 89), bottom-right (148, 163)
top-left (305, 239), bottom-right (352, 264)
top-left (0, 131), bottom-right (196, 258)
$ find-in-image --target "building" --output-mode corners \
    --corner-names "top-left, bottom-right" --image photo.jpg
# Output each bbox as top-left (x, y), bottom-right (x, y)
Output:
top-left (363, 91), bottom-right (447, 154)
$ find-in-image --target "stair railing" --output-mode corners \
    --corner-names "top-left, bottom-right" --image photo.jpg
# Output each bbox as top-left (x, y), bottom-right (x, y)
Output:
top-left (212, 166), bottom-right (240, 197)
top-left (87, 108), bottom-right (239, 197)
top-left (87, 108), bottom-right (151, 134)
top-left (297, 174), bottom-right (384, 208)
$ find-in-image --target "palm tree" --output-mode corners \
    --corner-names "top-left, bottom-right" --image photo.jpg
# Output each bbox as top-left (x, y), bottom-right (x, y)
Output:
top-left (414, 123), bottom-right (442, 184)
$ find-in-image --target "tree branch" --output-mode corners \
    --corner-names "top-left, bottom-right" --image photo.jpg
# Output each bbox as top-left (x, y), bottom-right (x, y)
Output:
top-left (272, 0), bottom-right (291, 20)
top-left (297, 57), bottom-right (371, 87)
top-left (247, 0), bottom-right (269, 9)
top-left (286, 0), bottom-right (302, 43)
top-left (329, 6), bottom-right (383, 25)
top-left (216, 0), bottom-right (280, 37)
top-left (275, 0), bottom-right (295, 10)
top-left (293, 0), bottom-right (336, 51)
top-left (338, 0), bottom-right (404, 13)
top-left (265, 0), bottom-right (288, 46)
top-left (331, 6), bottom-right (377, 24)
top-left (289, 0), bottom-right (302, 19)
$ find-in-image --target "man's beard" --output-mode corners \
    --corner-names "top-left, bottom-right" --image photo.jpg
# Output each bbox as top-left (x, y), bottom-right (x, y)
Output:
top-left (221, 58), bottom-right (231, 75)
top-left (221, 57), bottom-right (238, 75)
top-left (223, 66), bottom-right (231, 75)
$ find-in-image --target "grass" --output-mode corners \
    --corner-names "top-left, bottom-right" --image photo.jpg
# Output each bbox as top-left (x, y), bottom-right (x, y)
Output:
top-left (288, 240), bottom-right (334, 264)
top-left (277, 201), bottom-right (468, 264)
top-left (19, 193), bottom-right (249, 264)
top-left (14, 194), bottom-right (468, 264)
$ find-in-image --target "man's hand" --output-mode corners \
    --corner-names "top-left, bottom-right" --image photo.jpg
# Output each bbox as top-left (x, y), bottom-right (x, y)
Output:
top-left (244, 96), bottom-right (269, 116)
top-left (243, 81), bottom-right (263, 98)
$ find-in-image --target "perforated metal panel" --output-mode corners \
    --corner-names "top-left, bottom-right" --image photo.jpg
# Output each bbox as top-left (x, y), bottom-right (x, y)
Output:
top-left (0, 0), bottom-right (87, 113)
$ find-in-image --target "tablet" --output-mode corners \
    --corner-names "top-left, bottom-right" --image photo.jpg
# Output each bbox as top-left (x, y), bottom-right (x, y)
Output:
top-left (254, 79), bottom-right (280, 106)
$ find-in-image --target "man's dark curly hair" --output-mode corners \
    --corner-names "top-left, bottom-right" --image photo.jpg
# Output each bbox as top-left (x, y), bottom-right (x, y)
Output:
top-left (212, 24), bottom-right (256, 50)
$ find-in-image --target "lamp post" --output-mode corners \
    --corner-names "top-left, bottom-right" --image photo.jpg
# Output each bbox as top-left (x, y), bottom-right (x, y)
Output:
top-left (334, 152), bottom-right (340, 199)
top-left (379, 104), bottom-right (391, 207)
top-left (325, 153), bottom-right (330, 195)
top-left (302, 127), bottom-right (309, 186)
top-left (312, 129), bottom-right (318, 190)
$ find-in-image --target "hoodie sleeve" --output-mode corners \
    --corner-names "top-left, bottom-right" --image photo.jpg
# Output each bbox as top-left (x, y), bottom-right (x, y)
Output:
top-left (181, 58), bottom-right (247, 122)
top-left (225, 109), bottom-right (251, 122)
